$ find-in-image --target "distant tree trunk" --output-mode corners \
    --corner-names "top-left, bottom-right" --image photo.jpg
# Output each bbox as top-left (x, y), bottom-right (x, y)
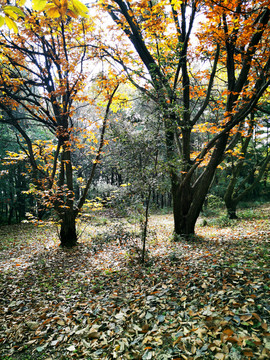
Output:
top-left (224, 163), bottom-right (240, 219)
top-left (160, 193), bottom-right (164, 209)
top-left (224, 198), bottom-right (238, 219)
top-left (168, 192), bottom-right (172, 208)
top-left (8, 205), bottom-right (14, 225)
top-left (8, 176), bottom-right (14, 225)
top-left (17, 164), bottom-right (27, 221)
top-left (111, 168), bottom-right (114, 185)
top-left (5, 203), bottom-right (8, 222)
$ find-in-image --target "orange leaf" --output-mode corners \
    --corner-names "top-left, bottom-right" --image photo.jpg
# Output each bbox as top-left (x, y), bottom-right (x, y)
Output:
top-left (243, 351), bottom-right (253, 357)
top-left (223, 328), bottom-right (234, 336)
top-left (42, 318), bottom-right (52, 325)
top-left (226, 336), bottom-right (238, 343)
top-left (252, 313), bottom-right (262, 322)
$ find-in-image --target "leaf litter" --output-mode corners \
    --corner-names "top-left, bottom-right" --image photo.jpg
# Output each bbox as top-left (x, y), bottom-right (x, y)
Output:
top-left (0, 207), bottom-right (269, 359)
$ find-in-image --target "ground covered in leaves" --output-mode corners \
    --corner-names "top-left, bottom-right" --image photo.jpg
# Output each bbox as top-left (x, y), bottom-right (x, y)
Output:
top-left (0, 205), bottom-right (269, 359)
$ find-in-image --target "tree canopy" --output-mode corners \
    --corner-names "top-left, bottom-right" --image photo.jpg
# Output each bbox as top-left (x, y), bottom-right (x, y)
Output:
top-left (0, 2), bottom-right (120, 246)
top-left (96, 0), bottom-right (270, 235)
top-left (0, 0), bottom-right (269, 243)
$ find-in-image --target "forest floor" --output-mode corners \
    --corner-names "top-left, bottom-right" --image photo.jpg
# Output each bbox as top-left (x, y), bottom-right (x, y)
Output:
top-left (0, 204), bottom-right (269, 360)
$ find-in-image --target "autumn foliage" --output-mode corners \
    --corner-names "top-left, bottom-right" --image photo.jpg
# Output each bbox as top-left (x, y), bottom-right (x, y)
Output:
top-left (0, 1), bottom-right (120, 246)
top-left (96, 0), bottom-right (270, 236)
top-left (0, 0), bottom-right (269, 241)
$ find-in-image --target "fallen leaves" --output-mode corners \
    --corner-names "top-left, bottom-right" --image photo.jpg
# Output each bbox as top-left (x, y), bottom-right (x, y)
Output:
top-left (0, 209), bottom-right (269, 359)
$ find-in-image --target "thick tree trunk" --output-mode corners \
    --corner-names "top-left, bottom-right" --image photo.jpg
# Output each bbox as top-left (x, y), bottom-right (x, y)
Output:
top-left (224, 177), bottom-right (239, 219)
top-left (226, 202), bottom-right (238, 219)
top-left (172, 135), bottom-right (229, 237)
top-left (172, 181), bottom-right (195, 236)
top-left (59, 210), bottom-right (77, 247)
top-left (172, 181), bottom-right (204, 236)
top-left (57, 143), bottom-right (78, 248)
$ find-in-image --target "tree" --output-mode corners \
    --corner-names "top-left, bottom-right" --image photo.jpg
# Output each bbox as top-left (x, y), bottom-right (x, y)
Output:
top-left (224, 113), bottom-right (270, 218)
top-left (0, 6), bottom-right (119, 247)
top-left (106, 94), bottom-right (167, 261)
top-left (98, 0), bottom-right (270, 236)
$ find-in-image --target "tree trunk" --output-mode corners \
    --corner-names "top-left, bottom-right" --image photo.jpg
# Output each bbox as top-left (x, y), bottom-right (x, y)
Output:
top-left (172, 135), bottom-right (229, 237)
top-left (224, 175), bottom-right (239, 219)
top-left (172, 181), bottom-right (202, 236)
top-left (225, 201), bottom-right (238, 219)
top-left (57, 143), bottom-right (78, 248)
top-left (141, 188), bottom-right (151, 263)
top-left (59, 210), bottom-right (77, 247)
top-left (8, 205), bottom-right (14, 225)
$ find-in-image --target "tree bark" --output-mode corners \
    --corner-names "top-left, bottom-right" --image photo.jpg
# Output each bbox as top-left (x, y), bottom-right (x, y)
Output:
top-left (59, 210), bottom-right (77, 247)
top-left (172, 135), bottom-right (229, 236)
top-left (225, 200), bottom-right (238, 219)
top-left (172, 182), bottom-right (195, 236)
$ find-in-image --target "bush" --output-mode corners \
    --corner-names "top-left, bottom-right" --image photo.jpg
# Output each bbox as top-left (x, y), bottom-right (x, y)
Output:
top-left (207, 214), bottom-right (238, 228)
top-left (91, 222), bottom-right (139, 250)
top-left (205, 194), bottom-right (224, 209)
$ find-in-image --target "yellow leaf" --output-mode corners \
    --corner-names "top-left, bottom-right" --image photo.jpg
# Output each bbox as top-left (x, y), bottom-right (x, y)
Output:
top-left (59, 0), bottom-right (68, 15)
top-left (171, 0), bottom-right (183, 10)
top-left (61, 0), bottom-right (68, 7)
top-left (0, 16), bottom-right (5, 27)
top-left (71, 0), bottom-right (88, 17)
top-left (3, 10), bottom-right (18, 20)
top-left (52, 0), bottom-right (61, 6)
top-left (3, 6), bottom-right (25, 18)
top-left (32, 0), bottom-right (47, 11)
top-left (45, 4), bottom-right (61, 18)
top-left (5, 16), bottom-right (18, 33)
